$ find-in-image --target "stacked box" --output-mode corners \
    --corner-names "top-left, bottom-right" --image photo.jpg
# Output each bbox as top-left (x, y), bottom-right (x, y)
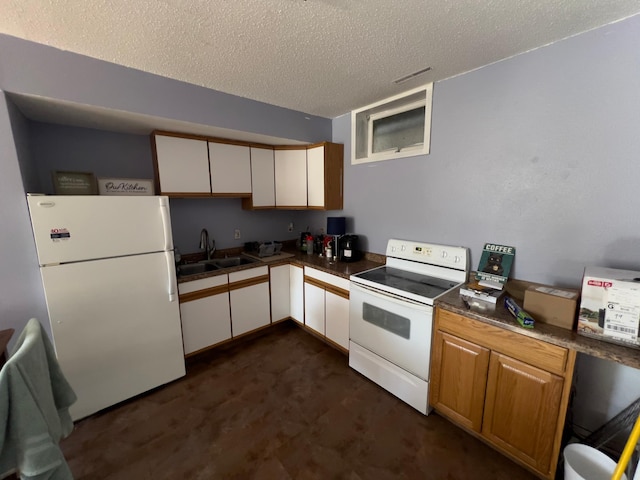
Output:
top-left (577, 266), bottom-right (640, 348)
top-left (523, 285), bottom-right (579, 330)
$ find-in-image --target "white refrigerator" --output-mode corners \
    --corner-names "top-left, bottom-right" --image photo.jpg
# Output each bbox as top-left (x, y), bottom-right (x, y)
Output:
top-left (27, 195), bottom-right (186, 421)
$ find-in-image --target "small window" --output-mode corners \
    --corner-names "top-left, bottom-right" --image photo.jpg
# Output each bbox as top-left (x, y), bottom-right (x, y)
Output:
top-left (351, 84), bottom-right (432, 164)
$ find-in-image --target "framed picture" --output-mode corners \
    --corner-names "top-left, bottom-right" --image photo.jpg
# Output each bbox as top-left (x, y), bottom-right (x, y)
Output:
top-left (52, 171), bottom-right (98, 195)
top-left (97, 178), bottom-right (154, 196)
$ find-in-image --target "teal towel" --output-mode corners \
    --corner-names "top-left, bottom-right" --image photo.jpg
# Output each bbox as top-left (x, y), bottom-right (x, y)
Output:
top-left (0, 318), bottom-right (77, 479)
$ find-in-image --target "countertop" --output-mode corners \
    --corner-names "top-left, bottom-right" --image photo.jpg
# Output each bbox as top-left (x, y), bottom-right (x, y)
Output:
top-left (177, 249), bottom-right (384, 283)
top-left (436, 288), bottom-right (640, 371)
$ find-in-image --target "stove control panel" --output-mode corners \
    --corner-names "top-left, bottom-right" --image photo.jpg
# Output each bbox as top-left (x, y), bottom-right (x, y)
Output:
top-left (386, 239), bottom-right (469, 272)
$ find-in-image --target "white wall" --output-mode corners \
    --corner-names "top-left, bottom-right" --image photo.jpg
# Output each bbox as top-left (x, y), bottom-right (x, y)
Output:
top-left (333, 14), bottom-right (640, 436)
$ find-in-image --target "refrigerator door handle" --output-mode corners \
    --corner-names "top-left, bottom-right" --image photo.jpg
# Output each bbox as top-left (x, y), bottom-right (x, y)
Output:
top-left (165, 251), bottom-right (178, 302)
top-left (159, 198), bottom-right (173, 251)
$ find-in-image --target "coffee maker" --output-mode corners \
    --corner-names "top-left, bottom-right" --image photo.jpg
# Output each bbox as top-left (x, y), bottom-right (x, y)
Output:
top-left (339, 235), bottom-right (360, 262)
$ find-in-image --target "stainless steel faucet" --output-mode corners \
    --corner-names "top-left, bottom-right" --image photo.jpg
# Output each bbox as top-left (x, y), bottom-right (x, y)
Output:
top-left (199, 228), bottom-right (215, 260)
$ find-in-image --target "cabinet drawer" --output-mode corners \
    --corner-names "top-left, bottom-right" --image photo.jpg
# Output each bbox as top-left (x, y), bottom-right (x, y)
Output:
top-left (178, 273), bottom-right (228, 296)
top-left (304, 267), bottom-right (350, 292)
top-left (436, 309), bottom-right (568, 376)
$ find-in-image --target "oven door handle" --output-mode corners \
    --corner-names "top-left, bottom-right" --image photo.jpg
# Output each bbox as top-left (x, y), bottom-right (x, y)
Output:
top-left (350, 282), bottom-right (432, 311)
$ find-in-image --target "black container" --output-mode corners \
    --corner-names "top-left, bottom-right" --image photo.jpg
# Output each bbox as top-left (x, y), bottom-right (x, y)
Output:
top-left (339, 235), bottom-right (360, 262)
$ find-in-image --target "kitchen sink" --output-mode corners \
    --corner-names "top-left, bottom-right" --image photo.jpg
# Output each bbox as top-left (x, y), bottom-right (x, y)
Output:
top-left (177, 255), bottom-right (259, 277)
top-left (177, 262), bottom-right (220, 277)
top-left (211, 256), bottom-right (259, 268)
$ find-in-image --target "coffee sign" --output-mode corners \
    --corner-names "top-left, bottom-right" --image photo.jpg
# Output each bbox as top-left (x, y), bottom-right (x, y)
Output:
top-left (98, 178), bottom-right (154, 196)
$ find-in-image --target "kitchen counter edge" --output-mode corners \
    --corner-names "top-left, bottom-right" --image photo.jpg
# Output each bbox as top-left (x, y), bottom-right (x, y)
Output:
top-left (177, 251), bottom-right (384, 283)
top-left (435, 288), bottom-right (640, 371)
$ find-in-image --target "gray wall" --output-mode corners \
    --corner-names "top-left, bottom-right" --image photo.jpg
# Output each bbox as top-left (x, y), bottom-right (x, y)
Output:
top-left (0, 93), bottom-right (50, 340)
top-left (333, 14), bottom-right (640, 436)
top-left (27, 121), bottom-right (325, 252)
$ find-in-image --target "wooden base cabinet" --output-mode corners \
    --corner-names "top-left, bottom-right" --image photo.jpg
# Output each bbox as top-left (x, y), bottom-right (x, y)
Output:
top-left (430, 308), bottom-right (576, 480)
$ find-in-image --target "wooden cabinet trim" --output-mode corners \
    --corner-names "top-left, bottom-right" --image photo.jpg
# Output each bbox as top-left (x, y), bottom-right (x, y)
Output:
top-left (210, 193), bottom-right (252, 198)
top-left (179, 284), bottom-right (229, 303)
top-left (437, 309), bottom-right (568, 376)
top-left (153, 130), bottom-right (275, 150)
top-left (304, 276), bottom-right (349, 299)
top-left (228, 274), bottom-right (270, 291)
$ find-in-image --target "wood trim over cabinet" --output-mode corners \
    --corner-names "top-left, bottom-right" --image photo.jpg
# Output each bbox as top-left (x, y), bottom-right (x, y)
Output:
top-left (228, 274), bottom-right (270, 292)
top-left (303, 275), bottom-right (349, 300)
top-left (179, 284), bottom-right (229, 303)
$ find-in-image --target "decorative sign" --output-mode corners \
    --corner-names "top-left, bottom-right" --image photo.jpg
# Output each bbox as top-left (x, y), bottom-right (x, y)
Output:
top-left (98, 178), bottom-right (154, 196)
top-left (52, 171), bottom-right (98, 195)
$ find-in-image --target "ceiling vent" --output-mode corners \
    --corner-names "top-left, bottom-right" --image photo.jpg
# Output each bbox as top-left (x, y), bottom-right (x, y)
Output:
top-left (393, 67), bottom-right (432, 85)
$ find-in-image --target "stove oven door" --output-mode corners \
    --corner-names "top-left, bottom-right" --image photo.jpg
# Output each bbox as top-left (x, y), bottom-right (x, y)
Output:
top-left (349, 282), bottom-right (433, 380)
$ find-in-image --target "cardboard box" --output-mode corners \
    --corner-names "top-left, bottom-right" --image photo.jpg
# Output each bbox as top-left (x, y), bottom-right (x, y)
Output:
top-left (524, 285), bottom-right (579, 330)
top-left (577, 266), bottom-right (640, 348)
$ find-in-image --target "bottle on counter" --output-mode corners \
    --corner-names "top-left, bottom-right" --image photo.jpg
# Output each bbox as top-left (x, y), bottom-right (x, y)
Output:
top-left (306, 235), bottom-right (314, 255)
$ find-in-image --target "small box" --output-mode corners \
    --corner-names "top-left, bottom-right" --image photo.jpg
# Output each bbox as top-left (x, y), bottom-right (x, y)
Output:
top-left (524, 285), bottom-right (579, 330)
top-left (577, 266), bottom-right (640, 348)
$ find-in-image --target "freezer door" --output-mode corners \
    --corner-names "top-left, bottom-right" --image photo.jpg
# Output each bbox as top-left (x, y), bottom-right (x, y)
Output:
top-left (41, 251), bottom-right (185, 420)
top-left (27, 195), bottom-right (174, 265)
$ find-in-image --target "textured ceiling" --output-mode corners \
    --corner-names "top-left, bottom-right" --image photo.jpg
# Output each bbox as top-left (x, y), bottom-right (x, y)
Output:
top-left (2, 0), bottom-right (640, 119)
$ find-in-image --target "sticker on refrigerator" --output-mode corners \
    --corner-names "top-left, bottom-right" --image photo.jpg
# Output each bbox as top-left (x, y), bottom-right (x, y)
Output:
top-left (50, 228), bottom-right (71, 241)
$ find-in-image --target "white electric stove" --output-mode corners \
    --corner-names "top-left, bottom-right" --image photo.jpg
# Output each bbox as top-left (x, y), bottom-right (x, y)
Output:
top-left (349, 239), bottom-right (469, 414)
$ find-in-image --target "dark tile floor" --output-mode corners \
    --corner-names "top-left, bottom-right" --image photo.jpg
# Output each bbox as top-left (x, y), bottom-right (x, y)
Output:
top-left (60, 321), bottom-right (538, 479)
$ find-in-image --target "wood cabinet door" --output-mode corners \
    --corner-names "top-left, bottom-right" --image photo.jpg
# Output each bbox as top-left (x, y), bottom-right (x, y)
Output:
top-left (209, 142), bottom-right (252, 194)
top-left (154, 135), bottom-right (210, 194)
top-left (430, 330), bottom-right (490, 432)
top-left (274, 149), bottom-right (307, 207)
top-left (230, 282), bottom-right (270, 337)
top-left (482, 352), bottom-right (563, 475)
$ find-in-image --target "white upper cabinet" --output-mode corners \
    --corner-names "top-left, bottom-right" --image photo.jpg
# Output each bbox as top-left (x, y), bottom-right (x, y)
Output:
top-left (249, 147), bottom-right (275, 208)
top-left (274, 149), bottom-right (307, 208)
top-left (208, 142), bottom-right (252, 195)
top-left (154, 134), bottom-right (210, 194)
top-left (307, 145), bottom-right (325, 208)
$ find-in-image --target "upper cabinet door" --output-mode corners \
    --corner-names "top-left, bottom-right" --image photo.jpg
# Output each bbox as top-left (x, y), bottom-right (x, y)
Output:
top-left (208, 142), bottom-right (252, 195)
top-left (307, 145), bottom-right (325, 208)
top-left (154, 135), bottom-right (210, 194)
top-left (274, 149), bottom-right (307, 208)
top-left (250, 147), bottom-right (275, 207)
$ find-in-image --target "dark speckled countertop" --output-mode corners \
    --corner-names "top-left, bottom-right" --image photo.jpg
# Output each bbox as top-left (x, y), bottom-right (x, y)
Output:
top-left (177, 249), bottom-right (384, 283)
top-left (436, 288), bottom-right (640, 371)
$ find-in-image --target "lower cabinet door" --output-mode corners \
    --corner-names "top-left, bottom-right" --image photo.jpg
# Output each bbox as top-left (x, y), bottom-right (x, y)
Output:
top-left (430, 331), bottom-right (490, 432)
top-left (180, 292), bottom-right (231, 354)
top-left (304, 282), bottom-right (325, 335)
top-left (325, 290), bottom-right (349, 350)
top-left (482, 352), bottom-right (563, 474)
top-left (230, 282), bottom-right (271, 337)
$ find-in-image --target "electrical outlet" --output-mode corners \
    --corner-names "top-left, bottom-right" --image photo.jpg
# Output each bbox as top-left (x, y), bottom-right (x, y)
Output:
top-left (288, 222), bottom-right (294, 232)
top-left (234, 229), bottom-right (241, 239)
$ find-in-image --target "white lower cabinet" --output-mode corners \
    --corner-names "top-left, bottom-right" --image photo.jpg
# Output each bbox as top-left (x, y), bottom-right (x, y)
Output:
top-left (325, 290), bottom-right (349, 350)
top-left (303, 267), bottom-right (350, 351)
top-left (178, 274), bottom-right (231, 355)
top-left (304, 282), bottom-right (325, 335)
top-left (270, 264), bottom-right (290, 322)
top-left (229, 266), bottom-right (271, 337)
top-left (290, 264), bottom-right (304, 324)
